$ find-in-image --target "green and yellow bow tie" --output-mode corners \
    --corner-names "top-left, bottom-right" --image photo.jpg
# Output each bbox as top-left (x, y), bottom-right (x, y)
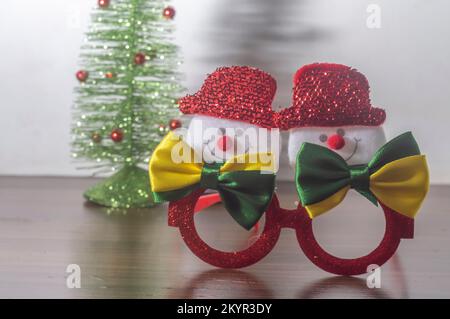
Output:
top-left (149, 132), bottom-right (276, 230)
top-left (295, 132), bottom-right (429, 218)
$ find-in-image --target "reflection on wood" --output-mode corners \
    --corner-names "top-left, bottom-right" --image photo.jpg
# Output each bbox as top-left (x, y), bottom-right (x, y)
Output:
top-left (0, 177), bottom-right (448, 298)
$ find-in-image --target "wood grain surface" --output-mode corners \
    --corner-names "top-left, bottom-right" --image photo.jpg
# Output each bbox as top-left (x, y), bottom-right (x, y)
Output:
top-left (0, 176), bottom-right (449, 298)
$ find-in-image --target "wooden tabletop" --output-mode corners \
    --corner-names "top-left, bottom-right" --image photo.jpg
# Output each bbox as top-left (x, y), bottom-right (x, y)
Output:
top-left (0, 176), bottom-right (449, 298)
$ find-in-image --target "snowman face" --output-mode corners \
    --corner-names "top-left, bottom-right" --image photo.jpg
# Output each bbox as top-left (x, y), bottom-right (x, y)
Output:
top-left (288, 126), bottom-right (386, 166)
top-left (185, 115), bottom-right (279, 164)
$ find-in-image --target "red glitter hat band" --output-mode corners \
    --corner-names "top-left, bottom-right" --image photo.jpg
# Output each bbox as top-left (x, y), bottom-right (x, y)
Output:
top-left (179, 66), bottom-right (277, 128)
top-left (278, 63), bottom-right (386, 130)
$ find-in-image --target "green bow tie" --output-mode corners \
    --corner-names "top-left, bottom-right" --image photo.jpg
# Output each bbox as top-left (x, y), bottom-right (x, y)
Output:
top-left (149, 132), bottom-right (276, 230)
top-left (154, 164), bottom-right (275, 230)
top-left (295, 132), bottom-right (429, 219)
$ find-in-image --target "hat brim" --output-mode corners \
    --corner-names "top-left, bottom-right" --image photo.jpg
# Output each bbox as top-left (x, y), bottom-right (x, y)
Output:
top-left (179, 95), bottom-right (277, 129)
top-left (278, 105), bottom-right (386, 130)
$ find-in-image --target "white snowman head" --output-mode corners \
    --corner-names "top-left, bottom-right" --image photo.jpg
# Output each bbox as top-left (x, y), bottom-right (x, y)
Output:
top-left (185, 115), bottom-right (281, 163)
top-left (278, 63), bottom-right (387, 166)
top-left (178, 66), bottom-right (280, 164)
top-left (288, 126), bottom-right (386, 165)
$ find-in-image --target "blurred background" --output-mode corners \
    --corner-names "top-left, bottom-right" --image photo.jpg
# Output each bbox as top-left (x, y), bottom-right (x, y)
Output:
top-left (0, 0), bottom-right (449, 183)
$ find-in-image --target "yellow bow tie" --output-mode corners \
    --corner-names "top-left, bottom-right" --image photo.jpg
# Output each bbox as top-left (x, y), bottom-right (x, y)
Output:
top-left (295, 132), bottom-right (429, 219)
top-left (149, 132), bottom-right (277, 229)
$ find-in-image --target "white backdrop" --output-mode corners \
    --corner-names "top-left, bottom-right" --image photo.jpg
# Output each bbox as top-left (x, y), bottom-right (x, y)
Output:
top-left (0, 0), bottom-right (449, 183)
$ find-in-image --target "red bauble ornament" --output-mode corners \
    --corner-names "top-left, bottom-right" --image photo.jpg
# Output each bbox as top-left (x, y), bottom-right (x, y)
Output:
top-left (169, 119), bottom-right (182, 130)
top-left (76, 70), bottom-right (89, 82)
top-left (134, 52), bottom-right (146, 65)
top-left (110, 129), bottom-right (123, 142)
top-left (98, 0), bottom-right (110, 8)
top-left (105, 72), bottom-right (114, 79)
top-left (163, 6), bottom-right (176, 19)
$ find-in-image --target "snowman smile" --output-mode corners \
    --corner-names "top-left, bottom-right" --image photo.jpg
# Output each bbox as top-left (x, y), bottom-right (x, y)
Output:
top-left (343, 137), bottom-right (361, 162)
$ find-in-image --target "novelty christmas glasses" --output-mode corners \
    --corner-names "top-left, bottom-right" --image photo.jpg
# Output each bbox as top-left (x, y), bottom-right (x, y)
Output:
top-left (148, 65), bottom-right (429, 275)
top-left (150, 131), bottom-right (428, 275)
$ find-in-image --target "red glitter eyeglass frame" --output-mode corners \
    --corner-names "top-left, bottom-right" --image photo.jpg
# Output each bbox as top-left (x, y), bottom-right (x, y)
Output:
top-left (168, 190), bottom-right (414, 276)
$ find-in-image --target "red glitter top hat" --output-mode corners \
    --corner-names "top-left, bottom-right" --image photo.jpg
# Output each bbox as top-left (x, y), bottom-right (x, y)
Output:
top-left (278, 63), bottom-right (386, 130)
top-left (179, 66), bottom-right (277, 128)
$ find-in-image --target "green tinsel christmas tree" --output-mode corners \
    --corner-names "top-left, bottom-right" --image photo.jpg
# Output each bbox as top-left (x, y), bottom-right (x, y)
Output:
top-left (72, 0), bottom-right (183, 208)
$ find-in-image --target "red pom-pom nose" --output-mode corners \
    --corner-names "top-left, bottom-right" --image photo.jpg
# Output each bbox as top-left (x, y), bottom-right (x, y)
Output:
top-left (217, 135), bottom-right (232, 152)
top-left (327, 134), bottom-right (345, 150)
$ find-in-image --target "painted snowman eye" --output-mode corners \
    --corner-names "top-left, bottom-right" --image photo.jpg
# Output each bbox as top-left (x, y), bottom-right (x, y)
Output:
top-left (319, 134), bottom-right (328, 143)
top-left (337, 128), bottom-right (345, 137)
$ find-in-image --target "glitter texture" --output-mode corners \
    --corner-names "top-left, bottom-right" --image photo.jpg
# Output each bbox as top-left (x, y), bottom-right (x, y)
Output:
top-left (169, 190), bottom-right (281, 268)
top-left (295, 201), bottom-right (414, 275)
top-left (169, 192), bottom-right (413, 275)
top-left (166, 63), bottom-right (413, 275)
top-left (72, 0), bottom-right (184, 208)
top-left (179, 66), bottom-right (277, 128)
top-left (278, 63), bottom-right (386, 129)
top-left (84, 165), bottom-right (152, 208)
